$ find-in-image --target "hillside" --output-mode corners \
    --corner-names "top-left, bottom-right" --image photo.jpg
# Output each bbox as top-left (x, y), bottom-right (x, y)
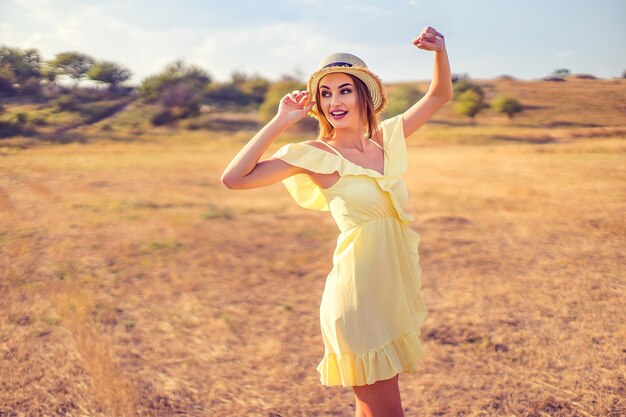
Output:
top-left (0, 77), bottom-right (624, 152)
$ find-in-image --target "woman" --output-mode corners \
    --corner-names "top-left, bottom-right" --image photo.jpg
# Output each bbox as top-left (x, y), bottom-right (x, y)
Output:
top-left (221, 26), bottom-right (451, 417)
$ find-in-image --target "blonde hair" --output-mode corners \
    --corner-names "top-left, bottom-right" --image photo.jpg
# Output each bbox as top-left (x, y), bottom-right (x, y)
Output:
top-left (315, 74), bottom-right (384, 152)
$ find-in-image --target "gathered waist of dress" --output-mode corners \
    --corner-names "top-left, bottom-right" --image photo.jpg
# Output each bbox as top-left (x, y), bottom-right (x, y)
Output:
top-left (337, 214), bottom-right (409, 234)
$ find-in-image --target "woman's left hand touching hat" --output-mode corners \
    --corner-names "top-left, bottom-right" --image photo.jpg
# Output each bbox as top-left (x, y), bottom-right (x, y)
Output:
top-left (412, 26), bottom-right (445, 52)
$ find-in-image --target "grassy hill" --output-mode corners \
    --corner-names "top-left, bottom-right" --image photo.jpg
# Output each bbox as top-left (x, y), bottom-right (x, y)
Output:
top-left (1, 77), bottom-right (624, 151)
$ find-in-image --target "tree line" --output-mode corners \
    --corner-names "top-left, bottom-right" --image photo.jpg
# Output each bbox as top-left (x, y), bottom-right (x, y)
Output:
top-left (9, 44), bottom-right (605, 130)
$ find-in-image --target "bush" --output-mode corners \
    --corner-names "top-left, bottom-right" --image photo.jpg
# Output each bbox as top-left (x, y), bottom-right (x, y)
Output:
top-left (15, 112), bottom-right (28, 125)
top-left (383, 84), bottom-right (423, 118)
top-left (0, 64), bottom-right (17, 96)
top-left (491, 95), bottom-right (522, 119)
top-left (151, 108), bottom-right (176, 126)
top-left (552, 68), bottom-right (570, 78)
top-left (20, 77), bottom-right (42, 96)
top-left (542, 76), bottom-right (566, 82)
top-left (139, 60), bottom-right (211, 121)
top-left (0, 121), bottom-right (21, 138)
top-left (203, 73), bottom-right (270, 109)
top-left (452, 79), bottom-right (485, 101)
top-left (454, 90), bottom-right (485, 120)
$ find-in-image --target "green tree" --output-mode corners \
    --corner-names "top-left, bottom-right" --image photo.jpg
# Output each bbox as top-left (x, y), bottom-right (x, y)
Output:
top-left (48, 51), bottom-right (95, 86)
top-left (0, 64), bottom-right (17, 95)
top-left (87, 60), bottom-right (131, 91)
top-left (205, 71), bottom-right (270, 108)
top-left (0, 46), bottom-right (43, 95)
top-left (0, 46), bottom-right (41, 79)
top-left (491, 95), bottom-right (522, 119)
top-left (139, 60), bottom-right (211, 102)
top-left (452, 79), bottom-right (485, 101)
top-left (552, 68), bottom-right (570, 78)
top-left (139, 60), bottom-right (212, 124)
top-left (454, 90), bottom-right (484, 120)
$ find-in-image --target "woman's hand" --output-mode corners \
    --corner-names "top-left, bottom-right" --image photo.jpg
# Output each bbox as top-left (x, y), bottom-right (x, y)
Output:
top-left (412, 26), bottom-right (445, 52)
top-left (277, 90), bottom-right (315, 125)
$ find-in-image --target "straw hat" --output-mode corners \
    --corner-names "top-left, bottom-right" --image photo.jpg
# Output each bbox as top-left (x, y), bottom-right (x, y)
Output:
top-left (306, 52), bottom-right (388, 119)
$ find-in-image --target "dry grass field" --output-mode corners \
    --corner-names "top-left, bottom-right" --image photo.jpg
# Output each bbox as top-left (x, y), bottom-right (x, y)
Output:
top-left (0, 78), bottom-right (625, 416)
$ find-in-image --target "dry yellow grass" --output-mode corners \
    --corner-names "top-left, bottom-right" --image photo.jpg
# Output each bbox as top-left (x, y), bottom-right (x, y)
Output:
top-left (0, 80), bottom-right (625, 416)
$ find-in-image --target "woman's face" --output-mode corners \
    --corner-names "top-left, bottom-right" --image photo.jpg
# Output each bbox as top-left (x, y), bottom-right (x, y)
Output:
top-left (318, 72), bottom-right (361, 129)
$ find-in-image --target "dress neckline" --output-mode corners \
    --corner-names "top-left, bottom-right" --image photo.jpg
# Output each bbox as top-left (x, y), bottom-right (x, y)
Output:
top-left (312, 139), bottom-right (386, 176)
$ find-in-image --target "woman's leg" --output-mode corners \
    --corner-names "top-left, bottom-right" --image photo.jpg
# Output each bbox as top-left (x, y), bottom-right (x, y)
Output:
top-left (352, 374), bottom-right (403, 417)
top-left (354, 395), bottom-right (366, 417)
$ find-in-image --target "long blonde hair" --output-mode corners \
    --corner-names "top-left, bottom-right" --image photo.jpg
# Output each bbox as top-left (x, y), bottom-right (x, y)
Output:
top-left (315, 74), bottom-right (384, 151)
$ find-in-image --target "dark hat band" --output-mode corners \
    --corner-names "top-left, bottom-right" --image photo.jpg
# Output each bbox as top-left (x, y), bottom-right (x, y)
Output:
top-left (322, 62), bottom-right (353, 68)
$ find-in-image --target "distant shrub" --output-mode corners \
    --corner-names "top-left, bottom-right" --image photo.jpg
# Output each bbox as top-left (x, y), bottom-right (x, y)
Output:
top-left (0, 64), bottom-right (17, 96)
top-left (151, 108), bottom-right (176, 126)
top-left (452, 79), bottom-right (485, 101)
top-left (454, 90), bottom-right (485, 120)
top-left (15, 112), bottom-right (28, 124)
top-left (48, 51), bottom-right (95, 86)
top-left (0, 121), bottom-right (21, 138)
top-left (491, 95), bottom-right (522, 119)
top-left (552, 68), bottom-right (570, 78)
top-left (87, 60), bottom-right (131, 91)
top-left (19, 77), bottom-right (42, 96)
top-left (542, 76), bottom-right (566, 82)
top-left (383, 84), bottom-right (423, 117)
top-left (0, 46), bottom-right (43, 96)
top-left (139, 60), bottom-right (211, 121)
top-left (496, 75), bottom-right (516, 81)
top-left (205, 83), bottom-right (250, 107)
top-left (203, 72), bottom-right (270, 109)
top-left (573, 74), bottom-right (597, 80)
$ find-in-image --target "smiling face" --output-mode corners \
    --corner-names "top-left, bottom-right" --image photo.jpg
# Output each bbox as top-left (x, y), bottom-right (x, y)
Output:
top-left (318, 72), bottom-right (362, 130)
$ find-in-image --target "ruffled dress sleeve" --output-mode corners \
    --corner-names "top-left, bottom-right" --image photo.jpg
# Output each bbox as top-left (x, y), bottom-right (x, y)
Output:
top-left (270, 141), bottom-right (340, 212)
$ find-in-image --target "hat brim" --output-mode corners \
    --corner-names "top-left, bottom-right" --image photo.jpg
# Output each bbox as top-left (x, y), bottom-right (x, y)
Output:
top-left (306, 66), bottom-right (388, 120)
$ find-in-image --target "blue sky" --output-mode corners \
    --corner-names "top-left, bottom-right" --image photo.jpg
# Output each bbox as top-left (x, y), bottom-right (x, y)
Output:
top-left (1, 0), bottom-right (624, 85)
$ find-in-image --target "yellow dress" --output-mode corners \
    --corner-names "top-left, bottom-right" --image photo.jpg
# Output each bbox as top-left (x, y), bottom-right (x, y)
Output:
top-left (271, 114), bottom-right (427, 387)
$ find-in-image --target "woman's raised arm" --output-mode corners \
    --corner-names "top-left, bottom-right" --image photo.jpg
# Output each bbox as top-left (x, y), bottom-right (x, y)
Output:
top-left (220, 90), bottom-right (314, 189)
top-left (402, 26), bottom-right (453, 137)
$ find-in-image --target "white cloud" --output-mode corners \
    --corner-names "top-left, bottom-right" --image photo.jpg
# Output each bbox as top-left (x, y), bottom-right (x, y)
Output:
top-left (4, 1), bottom-right (208, 84)
top-left (191, 22), bottom-right (363, 81)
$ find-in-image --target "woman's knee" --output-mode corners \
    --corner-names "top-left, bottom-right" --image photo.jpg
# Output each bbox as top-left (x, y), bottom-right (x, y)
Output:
top-left (352, 374), bottom-right (403, 417)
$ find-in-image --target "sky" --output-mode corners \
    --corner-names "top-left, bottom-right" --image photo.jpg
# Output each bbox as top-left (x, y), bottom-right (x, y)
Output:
top-left (1, 0), bottom-right (625, 86)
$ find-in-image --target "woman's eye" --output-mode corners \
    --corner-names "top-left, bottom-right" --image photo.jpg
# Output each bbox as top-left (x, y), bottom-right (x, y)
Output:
top-left (341, 88), bottom-right (352, 94)
top-left (321, 91), bottom-right (330, 97)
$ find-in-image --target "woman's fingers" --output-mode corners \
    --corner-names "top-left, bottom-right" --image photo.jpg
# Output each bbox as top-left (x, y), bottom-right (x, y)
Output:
top-left (283, 91), bottom-right (312, 110)
top-left (418, 26), bottom-right (444, 39)
top-left (297, 92), bottom-right (311, 106)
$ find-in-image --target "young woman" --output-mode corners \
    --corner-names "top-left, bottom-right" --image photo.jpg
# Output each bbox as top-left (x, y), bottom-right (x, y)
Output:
top-left (221, 26), bottom-right (451, 417)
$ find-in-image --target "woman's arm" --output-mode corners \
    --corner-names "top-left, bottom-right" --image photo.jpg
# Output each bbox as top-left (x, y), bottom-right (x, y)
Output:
top-left (402, 26), bottom-right (453, 137)
top-left (220, 90), bottom-right (314, 189)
